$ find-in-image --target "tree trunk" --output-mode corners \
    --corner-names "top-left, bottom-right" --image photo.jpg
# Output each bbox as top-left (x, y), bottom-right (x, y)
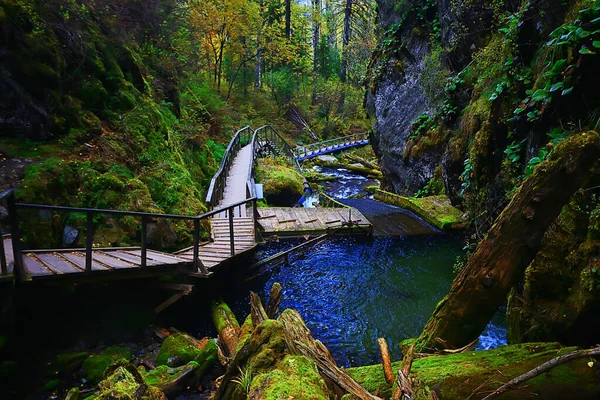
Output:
top-left (285, 0), bottom-right (291, 40)
top-left (339, 0), bottom-right (352, 113)
top-left (311, 0), bottom-right (320, 105)
top-left (255, 38), bottom-right (262, 89)
top-left (416, 132), bottom-right (600, 351)
top-left (211, 301), bottom-right (240, 359)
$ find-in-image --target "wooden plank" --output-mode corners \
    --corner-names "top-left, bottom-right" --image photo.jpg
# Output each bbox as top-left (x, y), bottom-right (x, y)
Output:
top-left (23, 255), bottom-right (53, 276)
top-left (92, 251), bottom-right (138, 269)
top-left (36, 253), bottom-right (82, 274)
top-left (109, 250), bottom-right (158, 266)
top-left (124, 250), bottom-right (188, 265)
top-left (60, 252), bottom-right (110, 271)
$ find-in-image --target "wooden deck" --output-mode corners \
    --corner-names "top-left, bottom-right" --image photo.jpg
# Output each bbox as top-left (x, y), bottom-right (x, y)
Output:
top-left (257, 207), bottom-right (372, 238)
top-left (19, 248), bottom-right (190, 280)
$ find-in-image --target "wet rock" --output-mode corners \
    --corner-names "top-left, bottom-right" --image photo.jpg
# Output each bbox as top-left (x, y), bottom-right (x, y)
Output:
top-left (316, 155), bottom-right (337, 163)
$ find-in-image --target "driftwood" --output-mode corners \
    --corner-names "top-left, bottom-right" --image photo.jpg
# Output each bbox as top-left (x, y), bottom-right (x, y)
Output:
top-left (250, 291), bottom-right (268, 326)
top-left (417, 133), bottom-right (600, 350)
top-left (392, 344), bottom-right (415, 400)
top-left (266, 283), bottom-right (282, 318)
top-left (279, 309), bottom-right (381, 400)
top-left (481, 346), bottom-right (600, 400)
top-left (377, 338), bottom-right (395, 385)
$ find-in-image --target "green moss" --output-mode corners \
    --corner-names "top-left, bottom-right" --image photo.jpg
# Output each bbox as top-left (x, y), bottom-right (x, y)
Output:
top-left (211, 301), bottom-right (240, 334)
top-left (374, 191), bottom-right (466, 230)
top-left (88, 362), bottom-right (165, 400)
top-left (154, 334), bottom-right (218, 375)
top-left (348, 343), bottom-right (600, 399)
top-left (142, 361), bottom-right (197, 388)
top-left (235, 315), bottom-right (255, 355)
top-left (82, 347), bottom-right (132, 384)
top-left (248, 355), bottom-right (328, 399)
top-left (256, 157), bottom-right (305, 206)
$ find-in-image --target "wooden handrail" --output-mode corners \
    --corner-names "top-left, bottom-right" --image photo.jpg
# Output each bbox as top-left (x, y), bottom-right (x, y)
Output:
top-left (5, 195), bottom-right (257, 279)
top-left (206, 126), bottom-right (254, 207)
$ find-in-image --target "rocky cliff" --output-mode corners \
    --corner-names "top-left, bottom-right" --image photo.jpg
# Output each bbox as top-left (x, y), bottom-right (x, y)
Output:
top-left (367, 0), bottom-right (600, 345)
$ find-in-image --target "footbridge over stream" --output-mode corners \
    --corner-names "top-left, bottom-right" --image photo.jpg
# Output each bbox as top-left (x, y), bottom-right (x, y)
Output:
top-left (0, 127), bottom-right (371, 283)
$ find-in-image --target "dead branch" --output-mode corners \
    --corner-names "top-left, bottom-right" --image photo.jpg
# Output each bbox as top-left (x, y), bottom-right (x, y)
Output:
top-left (377, 338), bottom-right (395, 385)
top-left (481, 346), bottom-right (600, 400)
top-left (250, 291), bottom-right (268, 326)
top-left (266, 282), bottom-right (282, 319)
top-left (392, 344), bottom-right (415, 400)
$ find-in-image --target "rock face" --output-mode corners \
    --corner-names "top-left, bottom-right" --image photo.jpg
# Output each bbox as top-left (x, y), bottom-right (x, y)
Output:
top-left (365, 20), bottom-right (434, 195)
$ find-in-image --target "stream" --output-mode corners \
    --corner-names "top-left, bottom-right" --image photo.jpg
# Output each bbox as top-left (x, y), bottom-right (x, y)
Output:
top-left (200, 164), bottom-right (507, 367)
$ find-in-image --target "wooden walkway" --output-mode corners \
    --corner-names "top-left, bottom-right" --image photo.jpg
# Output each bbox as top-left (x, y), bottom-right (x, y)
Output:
top-left (294, 133), bottom-right (369, 161)
top-left (0, 126), bottom-right (372, 283)
top-left (258, 207), bottom-right (372, 238)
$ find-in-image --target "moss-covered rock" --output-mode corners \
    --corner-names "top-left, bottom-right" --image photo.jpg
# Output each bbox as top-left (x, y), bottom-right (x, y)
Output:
top-left (374, 190), bottom-right (466, 230)
top-left (88, 361), bottom-right (166, 400)
top-left (83, 346), bottom-right (132, 384)
top-left (256, 157), bottom-right (305, 206)
top-left (154, 333), bottom-right (218, 378)
top-left (347, 342), bottom-right (600, 399)
top-left (248, 355), bottom-right (328, 399)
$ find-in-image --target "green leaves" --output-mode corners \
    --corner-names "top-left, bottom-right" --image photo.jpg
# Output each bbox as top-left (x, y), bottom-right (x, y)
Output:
top-left (531, 89), bottom-right (549, 102)
top-left (550, 82), bottom-right (564, 92)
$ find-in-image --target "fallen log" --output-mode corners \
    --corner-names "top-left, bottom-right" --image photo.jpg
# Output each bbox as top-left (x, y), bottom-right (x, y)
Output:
top-left (211, 301), bottom-right (240, 360)
top-left (416, 132), bottom-right (600, 350)
top-left (279, 309), bottom-right (381, 400)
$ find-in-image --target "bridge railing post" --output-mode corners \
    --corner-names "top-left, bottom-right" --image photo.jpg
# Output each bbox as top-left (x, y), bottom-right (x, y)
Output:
top-left (0, 222), bottom-right (6, 276)
top-left (141, 215), bottom-right (148, 268)
top-left (228, 207), bottom-right (235, 256)
top-left (85, 211), bottom-right (94, 272)
top-left (2, 190), bottom-right (23, 281)
top-left (193, 219), bottom-right (207, 274)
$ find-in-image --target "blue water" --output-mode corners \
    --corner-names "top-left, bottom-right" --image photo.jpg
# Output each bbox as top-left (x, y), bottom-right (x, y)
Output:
top-left (213, 164), bottom-right (507, 367)
top-left (219, 234), bottom-right (475, 367)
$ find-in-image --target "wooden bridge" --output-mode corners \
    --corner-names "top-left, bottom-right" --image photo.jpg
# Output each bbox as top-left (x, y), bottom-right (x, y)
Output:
top-left (0, 126), bottom-right (371, 284)
top-left (294, 132), bottom-right (369, 161)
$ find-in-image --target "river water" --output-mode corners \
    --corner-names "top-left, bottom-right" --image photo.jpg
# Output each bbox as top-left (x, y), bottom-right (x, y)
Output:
top-left (207, 163), bottom-right (507, 367)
